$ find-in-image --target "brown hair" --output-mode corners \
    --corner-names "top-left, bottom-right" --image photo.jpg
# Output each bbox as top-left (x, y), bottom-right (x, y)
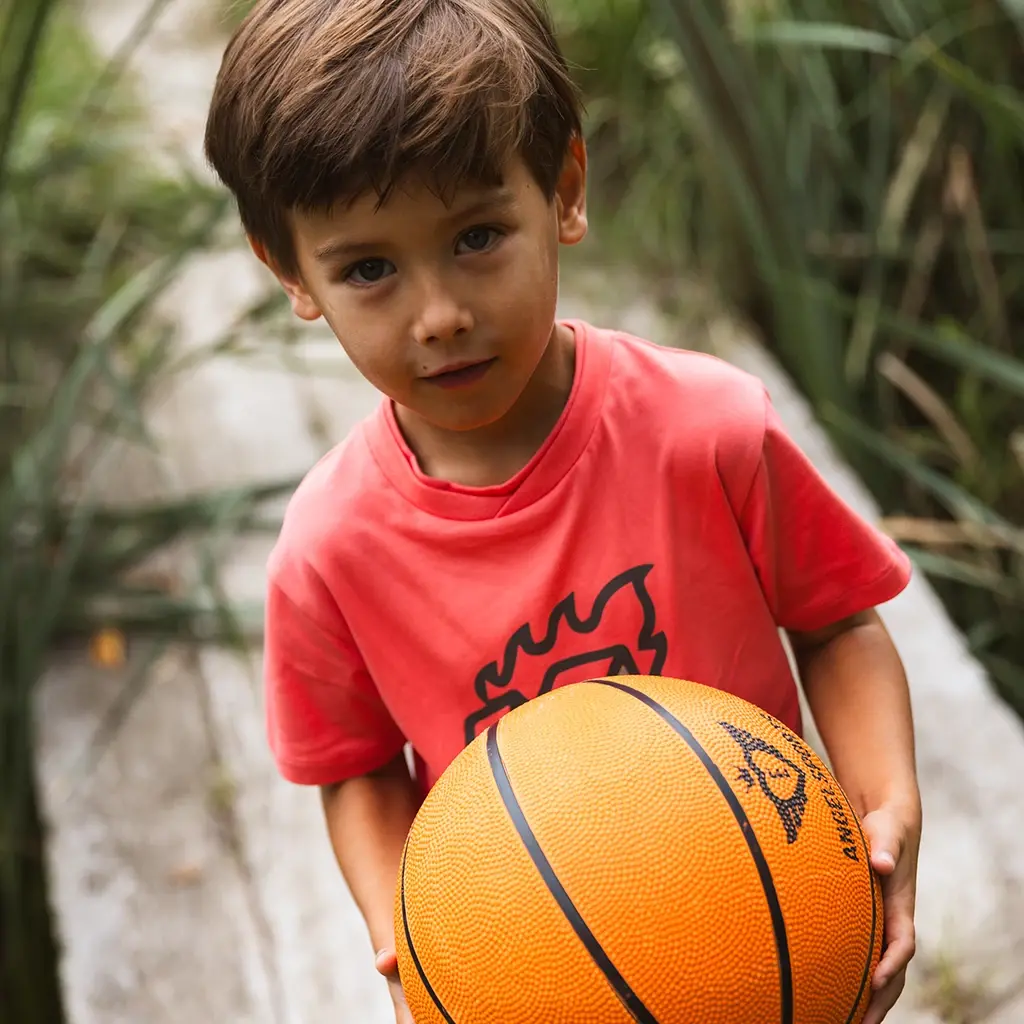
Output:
top-left (204, 0), bottom-right (582, 277)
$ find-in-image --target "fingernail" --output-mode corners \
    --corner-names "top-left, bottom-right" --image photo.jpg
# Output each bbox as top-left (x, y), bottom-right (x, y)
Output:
top-left (876, 852), bottom-right (895, 870)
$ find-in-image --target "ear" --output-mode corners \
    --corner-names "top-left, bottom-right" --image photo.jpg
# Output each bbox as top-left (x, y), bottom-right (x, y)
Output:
top-left (247, 235), bottom-right (323, 322)
top-left (555, 134), bottom-right (588, 247)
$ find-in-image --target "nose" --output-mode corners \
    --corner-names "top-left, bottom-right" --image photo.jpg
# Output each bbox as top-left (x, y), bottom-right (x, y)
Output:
top-left (411, 272), bottom-right (474, 346)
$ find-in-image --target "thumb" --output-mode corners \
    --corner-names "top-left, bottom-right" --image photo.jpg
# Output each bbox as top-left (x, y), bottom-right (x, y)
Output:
top-left (860, 807), bottom-right (903, 875)
top-left (375, 948), bottom-right (399, 977)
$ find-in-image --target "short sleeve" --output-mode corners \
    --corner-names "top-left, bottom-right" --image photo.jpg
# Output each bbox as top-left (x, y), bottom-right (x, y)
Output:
top-left (737, 395), bottom-right (911, 632)
top-left (264, 572), bottom-right (406, 786)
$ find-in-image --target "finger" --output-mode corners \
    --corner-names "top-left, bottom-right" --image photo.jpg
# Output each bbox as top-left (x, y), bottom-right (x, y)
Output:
top-left (861, 809), bottom-right (905, 875)
top-left (874, 895), bottom-right (916, 987)
top-left (875, 927), bottom-right (915, 989)
top-left (389, 975), bottom-right (414, 1024)
top-left (375, 948), bottom-right (399, 977)
top-left (862, 968), bottom-right (906, 1024)
top-left (875, 921), bottom-right (915, 989)
top-left (393, 998), bottom-right (414, 1024)
top-left (875, 882), bottom-right (917, 987)
top-left (871, 848), bottom-right (897, 874)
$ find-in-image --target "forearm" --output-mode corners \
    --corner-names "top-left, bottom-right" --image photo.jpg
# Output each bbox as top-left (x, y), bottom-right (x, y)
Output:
top-left (321, 752), bottom-right (422, 952)
top-left (792, 610), bottom-right (920, 821)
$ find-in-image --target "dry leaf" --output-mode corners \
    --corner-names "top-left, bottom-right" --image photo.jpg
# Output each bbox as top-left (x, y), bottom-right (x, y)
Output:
top-left (89, 628), bottom-right (127, 669)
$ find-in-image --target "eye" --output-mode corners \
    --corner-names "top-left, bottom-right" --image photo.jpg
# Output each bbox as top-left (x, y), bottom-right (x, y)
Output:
top-left (457, 226), bottom-right (502, 254)
top-left (345, 258), bottom-right (394, 286)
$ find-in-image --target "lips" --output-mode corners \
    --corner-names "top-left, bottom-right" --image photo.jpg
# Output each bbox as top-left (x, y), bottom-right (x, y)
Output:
top-left (423, 357), bottom-right (496, 389)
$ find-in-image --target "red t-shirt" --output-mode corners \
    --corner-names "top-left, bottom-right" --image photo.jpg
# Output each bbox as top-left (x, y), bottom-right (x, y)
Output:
top-left (264, 321), bottom-right (910, 791)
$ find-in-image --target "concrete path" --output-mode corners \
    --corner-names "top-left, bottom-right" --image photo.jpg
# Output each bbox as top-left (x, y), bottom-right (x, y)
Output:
top-left (35, 2), bottom-right (1024, 1022)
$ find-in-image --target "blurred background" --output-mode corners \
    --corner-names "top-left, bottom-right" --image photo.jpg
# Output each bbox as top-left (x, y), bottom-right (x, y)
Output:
top-left (3, 0), bottom-right (1023, 1021)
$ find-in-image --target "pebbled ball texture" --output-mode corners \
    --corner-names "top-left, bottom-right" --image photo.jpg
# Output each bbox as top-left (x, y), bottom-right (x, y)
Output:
top-left (395, 676), bottom-right (882, 1024)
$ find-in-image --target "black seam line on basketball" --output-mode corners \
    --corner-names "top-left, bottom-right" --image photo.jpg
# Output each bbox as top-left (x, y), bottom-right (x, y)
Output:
top-left (400, 837), bottom-right (458, 1024)
top-left (843, 807), bottom-right (880, 1024)
top-left (485, 725), bottom-right (661, 1024)
top-left (591, 680), bottom-right (794, 1024)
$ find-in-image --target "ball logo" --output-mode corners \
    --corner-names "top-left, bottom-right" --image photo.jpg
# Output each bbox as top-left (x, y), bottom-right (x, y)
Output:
top-left (463, 565), bottom-right (668, 744)
top-left (721, 721), bottom-right (808, 844)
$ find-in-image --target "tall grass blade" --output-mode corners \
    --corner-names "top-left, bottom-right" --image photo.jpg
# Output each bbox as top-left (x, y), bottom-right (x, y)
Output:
top-left (904, 546), bottom-right (1021, 600)
top-left (743, 21), bottom-right (903, 56)
top-left (825, 408), bottom-right (1012, 529)
top-left (0, 0), bottom-right (60, 191)
top-left (651, 0), bottom-right (853, 416)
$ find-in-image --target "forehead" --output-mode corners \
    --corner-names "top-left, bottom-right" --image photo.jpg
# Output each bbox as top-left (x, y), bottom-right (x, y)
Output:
top-left (290, 155), bottom-right (540, 252)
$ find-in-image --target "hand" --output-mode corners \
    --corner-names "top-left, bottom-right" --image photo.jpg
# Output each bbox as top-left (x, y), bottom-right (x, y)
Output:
top-left (375, 948), bottom-right (414, 1024)
top-left (861, 803), bottom-right (921, 1024)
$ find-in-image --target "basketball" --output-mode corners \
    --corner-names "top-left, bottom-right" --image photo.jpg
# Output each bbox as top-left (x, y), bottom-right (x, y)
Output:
top-left (395, 675), bottom-right (882, 1024)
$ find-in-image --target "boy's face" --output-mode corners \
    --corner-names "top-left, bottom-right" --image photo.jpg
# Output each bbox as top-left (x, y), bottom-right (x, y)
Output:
top-left (258, 144), bottom-right (587, 435)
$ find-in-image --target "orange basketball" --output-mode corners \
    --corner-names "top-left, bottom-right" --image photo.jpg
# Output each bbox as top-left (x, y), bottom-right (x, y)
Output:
top-left (395, 675), bottom-right (882, 1024)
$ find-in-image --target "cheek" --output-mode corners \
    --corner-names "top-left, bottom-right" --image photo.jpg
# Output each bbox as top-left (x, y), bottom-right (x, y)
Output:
top-left (498, 228), bottom-right (559, 306)
top-left (535, 221), bottom-right (562, 298)
top-left (320, 309), bottom-right (402, 378)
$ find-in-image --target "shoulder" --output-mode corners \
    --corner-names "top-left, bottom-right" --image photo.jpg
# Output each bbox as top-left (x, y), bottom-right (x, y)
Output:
top-left (606, 327), bottom-right (766, 409)
top-left (267, 417), bottom-right (388, 605)
top-left (597, 325), bottom-right (770, 478)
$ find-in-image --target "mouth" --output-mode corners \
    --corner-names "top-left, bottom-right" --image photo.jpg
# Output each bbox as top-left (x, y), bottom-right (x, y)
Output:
top-left (423, 357), bottom-right (496, 389)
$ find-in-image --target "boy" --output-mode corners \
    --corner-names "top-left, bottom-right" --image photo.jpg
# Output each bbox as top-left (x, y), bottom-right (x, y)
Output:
top-left (204, 2), bottom-right (921, 1022)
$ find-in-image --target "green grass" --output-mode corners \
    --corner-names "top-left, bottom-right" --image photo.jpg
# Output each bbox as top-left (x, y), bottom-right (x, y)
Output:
top-left (4, 0), bottom-right (1023, 1015)
top-left (553, 0), bottom-right (1024, 717)
top-left (1, 2), bottom-right (296, 1018)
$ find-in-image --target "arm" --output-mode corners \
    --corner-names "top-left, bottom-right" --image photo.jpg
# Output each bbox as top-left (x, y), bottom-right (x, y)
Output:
top-left (322, 753), bottom-right (422, 1023)
top-left (264, 526), bottom-right (417, 1016)
top-left (789, 609), bottom-right (921, 1024)
top-left (790, 610), bottom-right (918, 819)
top-left (722, 386), bottom-right (917, 1023)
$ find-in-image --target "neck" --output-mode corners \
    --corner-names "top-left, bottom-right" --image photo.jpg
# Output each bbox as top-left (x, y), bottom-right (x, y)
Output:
top-left (396, 322), bottom-right (576, 487)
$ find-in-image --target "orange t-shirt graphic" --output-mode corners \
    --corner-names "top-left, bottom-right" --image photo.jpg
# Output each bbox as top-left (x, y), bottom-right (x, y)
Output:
top-left (264, 321), bottom-right (911, 791)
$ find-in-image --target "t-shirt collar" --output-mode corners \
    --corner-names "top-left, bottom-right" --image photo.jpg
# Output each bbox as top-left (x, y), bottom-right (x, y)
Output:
top-left (364, 319), bottom-right (611, 521)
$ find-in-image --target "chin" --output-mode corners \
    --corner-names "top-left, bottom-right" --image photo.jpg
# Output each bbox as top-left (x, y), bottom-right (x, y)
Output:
top-left (426, 393), bottom-right (521, 433)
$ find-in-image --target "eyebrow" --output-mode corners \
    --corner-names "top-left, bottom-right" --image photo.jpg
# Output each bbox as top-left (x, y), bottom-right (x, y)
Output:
top-left (313, 187), bottom-right (517, 264)
top-left (445, 188), bottom-right (517, 225)
top-left (314, 238), bottom-right (389, 263)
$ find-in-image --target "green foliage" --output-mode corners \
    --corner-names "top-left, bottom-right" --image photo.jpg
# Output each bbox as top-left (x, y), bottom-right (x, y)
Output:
top-left (216, 0), bottom-right (257, 32)
top-left (553, 0), bottom-right (1024, 717)
top-left (3, 0), bottom-right (1022, 1013)
top-left (1, 2), bottom-right (294, 1018)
